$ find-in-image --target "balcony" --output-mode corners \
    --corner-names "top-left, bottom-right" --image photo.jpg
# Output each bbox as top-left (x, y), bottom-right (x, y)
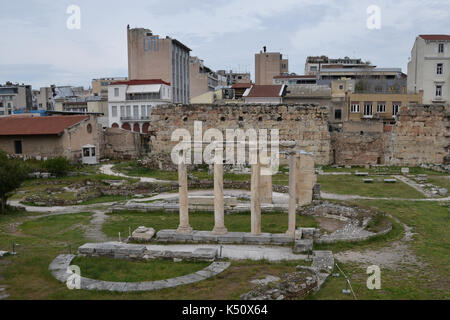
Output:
top-left (120, 116), bottom-right (151, 122)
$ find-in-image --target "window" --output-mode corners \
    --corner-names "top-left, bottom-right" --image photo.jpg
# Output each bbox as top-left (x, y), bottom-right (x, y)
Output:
top-left (133, 105), bottom-right (139, 118)
top-left (114, 88), bottom-right (119, 97)
top-left (87, 124), bottom-right (92, 134)
top-left (351, 103), bottom-right (360, 113)
top-left (375, 85), bottom-right (383, 93)
top-left (141, 106), bottom-right (146, 118)
top-left (436, 85), bottom-right (442, 97)
top-left (126, 105), bottom-right (131, 117)
top-left (437, 63), bottom-right (443, 75)
top-left (364, 102), bottom-right (373, 117)
top-left (111, 106), bottom-right (117, 117)
top-left (120, 106), bottom-right (125, 117)
top-left (14, 140), bottom-right (22, 155)
top-left (147, 105), bottom-right (151, 117)
top-left (310, 66), bottom-right (318, 71)
top-left (334, 109), bottom-right (342, 120)
top-left (392, 102), bottom-right (401, 116)
top-left (438, 43), bottom-right (444, 53)
top-left (339, 85), bottom-right (344, 90)
top-left (377, 102), bottom-right (386, 113)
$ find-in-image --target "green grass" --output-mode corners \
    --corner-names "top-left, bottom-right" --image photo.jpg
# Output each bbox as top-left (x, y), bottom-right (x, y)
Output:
top-left (71, 256), bottom-right (209, 282)
top-left (427, 176), bottom-right (450, 191)
top-left (318, 174), bottom-right (425, 199)
top-left (310, 200), bottom-right (449, 300)
top-left (103, 210), bottom-right (318, 239)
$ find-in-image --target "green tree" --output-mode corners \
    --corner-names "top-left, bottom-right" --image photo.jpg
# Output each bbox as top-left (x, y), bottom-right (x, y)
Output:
top-left (0, 151), bottom-right (30, 214)
top-left (42, 157), bottom-right (71, 177)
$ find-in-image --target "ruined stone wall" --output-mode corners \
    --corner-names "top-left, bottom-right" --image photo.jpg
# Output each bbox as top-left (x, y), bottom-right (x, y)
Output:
top-left (331, 105), bottom-right (450, 166)
top-left (148, 104), bottom-right (332, 165)
top-left (331, 131), bottom-right (388, 165)
top-left (388, 105), bottom-right (450, 165)
top-left (103, 127), bottom-right (142, 160)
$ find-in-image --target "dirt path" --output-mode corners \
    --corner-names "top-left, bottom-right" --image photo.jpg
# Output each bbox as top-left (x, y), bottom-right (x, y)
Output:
top-left (393, 175), bottom-right (433, 198)
top-left (84, 210), bottom-right (109, 242)
top-left (99, 164), bottom-right (169, 183)
top-left (335, 215), bottom-right (422, 270)
top-left (321, 192), bottom-right (450, 202)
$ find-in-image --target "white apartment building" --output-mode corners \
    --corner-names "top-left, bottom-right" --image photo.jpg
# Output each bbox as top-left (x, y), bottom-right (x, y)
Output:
top-left (408, 34), bottom-right (450, 104)
top-left (108, 79), bottom-right (171, 134)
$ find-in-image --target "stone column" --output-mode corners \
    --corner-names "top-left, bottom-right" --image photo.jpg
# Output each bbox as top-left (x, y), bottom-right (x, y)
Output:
top-left (259, 163), bottom-right (273, 204)
top-left (212, 163), bottom-right (227, 235)
top-left (177, 154), bottom-right (192, 234)
top-left (251, 161), bottom-right (261, 235)
top-left (286, 152), bottom-right (297, 237)
top-left (296, 152), bottom-right (316, 206)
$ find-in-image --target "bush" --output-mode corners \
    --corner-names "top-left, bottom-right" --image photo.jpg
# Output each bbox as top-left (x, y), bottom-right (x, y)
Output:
top-left (42, 157), bottom-right (72, 177)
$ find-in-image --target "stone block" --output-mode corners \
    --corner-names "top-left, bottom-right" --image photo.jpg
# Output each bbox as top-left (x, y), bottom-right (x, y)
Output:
top-left (384, 179), bottom-right (397, 183)
top-left (243, 233), bottom-right (272, 244)
top-left (439, 188), bottom-right (448, 195)
top-left (192, 231), bottom-right (218, 242)
top-left (272, 234), bottom-right (294, 245)
top-left (401, 167), bottom-right (410, 174)
top-left (217, 232), bottom-right (245, 244)
top-left (363, 179), bottom-right (374, 183)
top-left (355, 172), bottom-right (369, 176)
top-left (293, 239), bottom-right (313, 253)
top-left (131, 226), bottom-right (155, 242)
top-left (300, 228), bottom-right (316, 240)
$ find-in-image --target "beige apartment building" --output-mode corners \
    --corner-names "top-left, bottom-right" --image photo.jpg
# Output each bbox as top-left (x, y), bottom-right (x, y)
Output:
top-left (127, 26), bottom-right (191, 104)
top-left (189, 56), bottom-right (226, 101)
top-left (407, 34), bottom-right (450, 104)
top-left (348, 92), bottom-right (423, 122)
top-left (255, 47), bottom-right (288, 85)
top-left (92, 78), bottom-right (128, 98)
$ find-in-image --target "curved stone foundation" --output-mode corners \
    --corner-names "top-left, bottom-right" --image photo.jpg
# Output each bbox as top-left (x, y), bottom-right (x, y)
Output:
top-left (49, 254), bottom-right (230, 292)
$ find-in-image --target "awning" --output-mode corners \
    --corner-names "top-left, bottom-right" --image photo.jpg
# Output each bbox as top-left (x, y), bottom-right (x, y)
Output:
top-left (126, 84), bottom-right (161, 94)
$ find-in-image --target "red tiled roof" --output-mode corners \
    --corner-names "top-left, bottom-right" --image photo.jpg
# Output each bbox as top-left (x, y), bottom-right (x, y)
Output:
top-left (0, 115), bottom-right (89, 136)
top-left (232, 83), bottom-right (252, 89)
top-left (273, 75), bottom-right (316, 79)
top-left (246, 85), bottom-right (284, 98)
top-left (111, 79), bottom-right (171, 86)
top-left (419, 35), bottom-right (450, 41)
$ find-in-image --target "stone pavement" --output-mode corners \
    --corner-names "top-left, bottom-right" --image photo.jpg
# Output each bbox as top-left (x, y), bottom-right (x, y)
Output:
top-left (49, 254), bottom-right (230, 292)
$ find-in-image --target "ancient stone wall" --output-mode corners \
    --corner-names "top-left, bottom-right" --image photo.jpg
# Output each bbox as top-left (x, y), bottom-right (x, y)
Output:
top-left (148, 104), bottom-right (332, 165)
top-left (331, 131), bottom-right (388, 165)
top-left (388, 105), bottom-right (450, 165)
top-left (103, 127), bottom-right (143, 160)
top-left (330, 105), bottom-right (449, 166)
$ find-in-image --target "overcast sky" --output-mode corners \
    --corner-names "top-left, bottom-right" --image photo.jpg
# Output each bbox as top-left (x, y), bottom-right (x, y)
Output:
top-left (1, 0), bottom-right (449, 89)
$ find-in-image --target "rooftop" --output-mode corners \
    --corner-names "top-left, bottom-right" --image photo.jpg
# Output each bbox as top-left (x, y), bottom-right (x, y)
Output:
top-left (0, 115), bottom-right (89, 136)
top-left (111, 79), bottom-right (171, 86)
top-left (419, 34), bottom-right (450, 41)
top-left (245, 85), bottom-right (285, 98)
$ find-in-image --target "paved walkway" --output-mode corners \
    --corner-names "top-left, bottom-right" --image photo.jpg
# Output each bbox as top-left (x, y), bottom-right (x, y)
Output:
top-left (83, 211), bottom-right (109, 242)
top-left (99, 164), bottom-right (169, 183)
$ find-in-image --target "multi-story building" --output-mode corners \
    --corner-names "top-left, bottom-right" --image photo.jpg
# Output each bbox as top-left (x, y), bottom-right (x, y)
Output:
top-left (305, 56), bottom-right (372, 75)
top-left (255, 47), bottom-right (289, 85)
top-left (33, 87), bottom-right (54, 111)
top-left (107, 79), bottom-right (172, 133)
top-left (347, 92), bottom-right (423, 122)
top-left (92, 77), bottom-right (128, 98)
top-left (407, 34), bottom-right (450, 104)
top-left (217, 70), bottom-right (252, 85)
top-left (318, 67), bottom-right (407, 94)
top-left (189, 56), bottom-right (225, 102)
top-left (127, 26), bottom-right (191, 104)
top-left (0, 83), bottom-right (32, 115)
top-left (272, 74), bottom-right (317, 85)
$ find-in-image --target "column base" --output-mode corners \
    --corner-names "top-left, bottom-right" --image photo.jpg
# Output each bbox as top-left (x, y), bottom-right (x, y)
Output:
top-left (285, 230), bottom-right (295, 238)
top-left (251, 230), bottom-right (262, 236)
top-left (211, 227), bottom-right (228, 235)
top-left (176, 225), bottom-right (193, 234)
